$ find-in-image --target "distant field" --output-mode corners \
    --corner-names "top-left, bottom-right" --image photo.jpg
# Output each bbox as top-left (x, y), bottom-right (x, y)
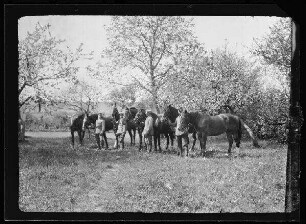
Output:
top-left (19, 132), bottom-right (287, 213)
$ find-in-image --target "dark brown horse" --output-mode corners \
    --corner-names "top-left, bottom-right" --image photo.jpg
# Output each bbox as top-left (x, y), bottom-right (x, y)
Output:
top-left (70, 113), bottom-right (88, 149)
top-left (133, 109), bottom-right (147, 151)
top-left (163, 105), bottom-right (197, 150)
top-left (159, 114), bottom-right (175, 151)
top-left (84, 113), bottom-right (114, 149)
top-left (180, 110), bottom-right (260, 157)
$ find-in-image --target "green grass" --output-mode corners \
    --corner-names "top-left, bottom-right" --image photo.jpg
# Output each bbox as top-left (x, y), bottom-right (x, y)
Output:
top-left (19, 133), bottom-right (287, 213)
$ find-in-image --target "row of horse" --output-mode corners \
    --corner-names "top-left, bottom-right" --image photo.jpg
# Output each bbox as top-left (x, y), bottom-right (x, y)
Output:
top-left (70, 105), bottom-right (260, 156)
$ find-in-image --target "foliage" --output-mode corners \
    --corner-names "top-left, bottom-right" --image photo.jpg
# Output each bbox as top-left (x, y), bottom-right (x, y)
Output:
top-left (24, 112), bottom-right (70, 131)
top-left (18, 22), bottom-right (92, 112)
top-left (251, 17), bottom-right (291, 142)
top-left (102, 16), bottom-right (197, 113)
top-left (107, 84), bottom-right (137, 108)
top-left (161, 44), bottom-right (262, 114)
top-left (252, 18), bottom-right (291, 74)
top-left (56, 79), bottom-right (103, 113)
top-left (159, 18), bottom-right (291, 143)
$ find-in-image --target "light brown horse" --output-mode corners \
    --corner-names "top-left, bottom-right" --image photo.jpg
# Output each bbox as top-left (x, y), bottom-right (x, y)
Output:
top-left (180, 110), bottom-right (260, 157)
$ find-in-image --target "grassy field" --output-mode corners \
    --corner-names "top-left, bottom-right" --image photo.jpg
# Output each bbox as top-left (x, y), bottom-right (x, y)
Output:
top-left (19, 131), bottom-right (287, 213)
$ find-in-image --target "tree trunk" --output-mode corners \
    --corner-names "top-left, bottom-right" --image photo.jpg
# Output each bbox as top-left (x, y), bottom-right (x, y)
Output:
top-left (151, 87), bottom-right (160, 114)
top-left (284, 21), bottom-right (300, 219)
top-left (18, 110), bottom-right (25, 141)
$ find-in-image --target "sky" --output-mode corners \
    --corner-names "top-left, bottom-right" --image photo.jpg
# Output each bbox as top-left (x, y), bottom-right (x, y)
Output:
top-left (18, 16), bottom-right (283, 96)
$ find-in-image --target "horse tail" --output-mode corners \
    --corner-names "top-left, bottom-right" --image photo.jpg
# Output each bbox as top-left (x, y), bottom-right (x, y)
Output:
top-left (240, 119), bottom-right (260, 148)
top-left (238, 118), bottom-right (242, 141)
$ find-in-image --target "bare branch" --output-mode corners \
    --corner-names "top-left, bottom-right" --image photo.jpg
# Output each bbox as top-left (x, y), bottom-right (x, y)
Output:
top-left (19, 96), bottom-right (34, 108)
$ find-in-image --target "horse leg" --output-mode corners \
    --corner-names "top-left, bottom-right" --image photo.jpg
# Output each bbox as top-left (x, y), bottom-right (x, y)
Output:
top-left (138, 128), bottom-right (143, 151)
top-left (121, 134), bottom-right (125, 149)
top-left (153, 134), bottom-right (158, 152)
top-left (183, 134), bottom-right (190, 157)
top-left (226, 132), bottom-right (234, 154)
top-left (165, 133), bottom-right (169, 151)
top-left (177, 135), bottom-right (182, 156)
top-left (201, 134), bottom-right (207, 157)
top-left (170, 132), bottom-right (174, 148)
top-left (191, 132), bottom-right (197, 151)
top-left (133, 128), bottom-right (136, 145)
top-left (233, 133), bottom-right (241, 148)
top-left (128, 129), bottom-right (133, 146)
top-left (71, 131), bottom-right (75, 149)
top-left (158, 133), bottom-right (162, 153)
top-left (83, 130), bottom-right (86, 142)
top-left (78, 131), bottom-right (83, 146)
top-left (115, 135), bottom-right (119, 149)
top-left (197, 132), bottom-right (203, 155)
top-left (103, 132), bottom-right (108, 149)
top-left (149, 135), bottom-right (153, 152)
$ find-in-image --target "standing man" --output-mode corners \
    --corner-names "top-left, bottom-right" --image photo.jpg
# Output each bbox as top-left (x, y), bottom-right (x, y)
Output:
top-left (95, 113), bottom-right (108, 150)
top-left (115, 111), bottom-right (127, 150)
top-left (143, 110), bottom-right (154, 152)
top-left (170, 107), bottom-right (190, 157)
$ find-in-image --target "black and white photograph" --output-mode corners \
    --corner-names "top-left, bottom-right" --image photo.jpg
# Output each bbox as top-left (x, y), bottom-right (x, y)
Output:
top-left (5, 3), bottom-right (302, 221)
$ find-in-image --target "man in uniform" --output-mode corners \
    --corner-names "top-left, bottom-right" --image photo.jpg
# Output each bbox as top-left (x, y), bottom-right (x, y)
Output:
top-left (95, 113), bottom-right (108, 150)
top-left (115, 111), bottom-right (127, 150)
top-left (142, 110), bottom-right (154, 152)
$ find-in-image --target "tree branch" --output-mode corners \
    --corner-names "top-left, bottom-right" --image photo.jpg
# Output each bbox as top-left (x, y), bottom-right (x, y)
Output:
top-left (19, 96), bottom-right (34, 108)
top-left (18, 82), bottom-right (28, 95)
top-left (155, 65), bottom-right (174, 79)
top-left (152, 40), bottom-right (167, 70)
top-left (138, 33), bottom-right (151, 57)
top-left (131, 75), bottom-right (153, 94)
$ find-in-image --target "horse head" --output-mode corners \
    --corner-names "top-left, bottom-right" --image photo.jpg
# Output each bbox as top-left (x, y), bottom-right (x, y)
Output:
top-left (84, 113), bottom-right (98, 130)
top-left (129, 107), bottom-right (138, 118)
top-left (179, 110), bottom-right (193, 131)
top-left (163, 105), bottom-right (179, 123)
top-left (112, 105), bottom-right (120, 121)
top-left (134, 109), bottom-right (147, 126)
